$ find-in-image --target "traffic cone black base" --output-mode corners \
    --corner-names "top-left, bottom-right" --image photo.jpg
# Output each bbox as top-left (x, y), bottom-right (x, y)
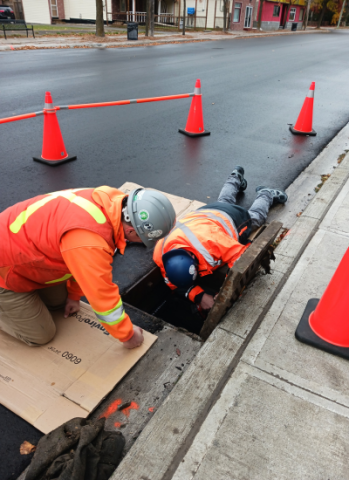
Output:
top-left (295, 298), bottom-right (349, 360)
top-left (289, 125), bottom-right (317, 136)
top-left (33, 154), bottom-right (77, 166)
top-left (178, 128), bottom-right (211, 137)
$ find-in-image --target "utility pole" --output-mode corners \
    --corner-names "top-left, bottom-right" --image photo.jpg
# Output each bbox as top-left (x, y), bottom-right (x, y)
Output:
top-left (337, 0), bottom-right (347, 27)
top-left (183, 0), bottom-right (186, 34)
top-left (95, 0), bottom-right (105, 37)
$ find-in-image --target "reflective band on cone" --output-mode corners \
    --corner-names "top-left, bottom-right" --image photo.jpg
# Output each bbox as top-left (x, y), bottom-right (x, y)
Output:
top-left (33, 92), bottom-right (77, 166)
top-left (289, 82), bottom-right (317, 136)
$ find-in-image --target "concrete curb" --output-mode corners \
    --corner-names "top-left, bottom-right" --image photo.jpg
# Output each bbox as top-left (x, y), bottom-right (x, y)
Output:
top-left (0, 28), bottom-right (330, 51)
top-left (110, 126), bottom-right (349, 480)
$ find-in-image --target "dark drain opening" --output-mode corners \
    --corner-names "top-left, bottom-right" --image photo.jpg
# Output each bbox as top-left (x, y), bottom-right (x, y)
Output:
top-left (123, 266), bottom-right (227, 335)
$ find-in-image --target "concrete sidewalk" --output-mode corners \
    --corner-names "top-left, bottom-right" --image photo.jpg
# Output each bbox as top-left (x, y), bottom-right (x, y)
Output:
top-left (110, 125), bottom-right (349, 479)
top-left (0, 27), bottom-right (329, 51)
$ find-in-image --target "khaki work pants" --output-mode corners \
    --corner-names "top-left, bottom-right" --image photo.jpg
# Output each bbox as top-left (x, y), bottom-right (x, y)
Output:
top-left (0, 283), bottom-right (68, 347)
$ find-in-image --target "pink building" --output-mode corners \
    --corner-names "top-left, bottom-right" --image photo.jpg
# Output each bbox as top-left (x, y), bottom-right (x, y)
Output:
top-left (256, 0), bottom-right (306, 30)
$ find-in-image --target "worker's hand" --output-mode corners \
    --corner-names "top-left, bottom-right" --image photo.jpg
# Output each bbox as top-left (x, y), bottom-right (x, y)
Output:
top-left (64, 298), bottom-right (80, 318)
top-left (123, 326), bottom-right (144, 349)
top-left (200, 293), bottom-right (215, 311)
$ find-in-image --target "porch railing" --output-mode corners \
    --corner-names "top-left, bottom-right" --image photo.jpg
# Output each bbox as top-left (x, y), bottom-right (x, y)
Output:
top-left (109, 12), bottom-right (214, 30)
top-left (111, 12), bottom-right (147, 23)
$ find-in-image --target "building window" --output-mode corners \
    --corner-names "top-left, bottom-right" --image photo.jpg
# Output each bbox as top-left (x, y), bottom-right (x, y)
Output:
top-left (299, 8), bottom-right (304, 21)
top-left (244, 5), bottom-right (252, 27)
top-left (289, 7), bottom-right (297, 21)
top-left (120, 0), bottom-right (126, 11)
top-left (233, 2), bottom-right (242, 22)
top-left (273, 5), bottom-right (280, 17)
top-left (50, 0), bottom-right (58, 18)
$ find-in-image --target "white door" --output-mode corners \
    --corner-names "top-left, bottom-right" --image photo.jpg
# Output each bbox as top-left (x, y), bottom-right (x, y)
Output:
top-left (244, 5), bottom-right (252, 28)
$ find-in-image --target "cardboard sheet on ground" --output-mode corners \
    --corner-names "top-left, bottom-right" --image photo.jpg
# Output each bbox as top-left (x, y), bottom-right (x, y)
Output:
top-left (0, 302), bottom-right (157, 434)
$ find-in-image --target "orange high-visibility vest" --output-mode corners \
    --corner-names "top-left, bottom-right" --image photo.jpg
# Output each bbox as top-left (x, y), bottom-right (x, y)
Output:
top-left (0, 188), bottom-right (122, 292)
top-left (153, 208), bottom-right (248, 295)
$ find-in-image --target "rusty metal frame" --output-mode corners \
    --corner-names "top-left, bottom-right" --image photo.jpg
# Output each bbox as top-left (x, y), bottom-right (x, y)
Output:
top-left (199, 221), bottom-right (282, 340)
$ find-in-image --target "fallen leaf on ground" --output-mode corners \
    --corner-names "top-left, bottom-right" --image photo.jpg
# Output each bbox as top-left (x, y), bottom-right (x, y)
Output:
top-left (296, 212), bottom-right (302, 217)
top-left (20, 441), bottom-right (36, 455)
top-left (176, 348), bottom-right (181, 356)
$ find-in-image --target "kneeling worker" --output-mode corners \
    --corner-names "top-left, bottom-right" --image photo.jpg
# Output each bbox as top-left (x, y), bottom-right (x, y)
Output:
top-left (0, 187), bottom-right (175, 349)
top-left (154, 167), bottom-right (288, 312)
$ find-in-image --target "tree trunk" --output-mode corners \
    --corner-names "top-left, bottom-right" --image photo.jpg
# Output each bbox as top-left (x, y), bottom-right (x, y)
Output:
top-left (145, 0), bottom-right (150, 36)
top-left (257, 0), bottom-right (264, 29)
top-left (96, 0), bottom-right (105, 37)
top-left (317, 3), bottom-right (326, 28)
top-left (150, 0), bottom-right (154, 36)
top-left (303, 0), bottom-right (311, 29)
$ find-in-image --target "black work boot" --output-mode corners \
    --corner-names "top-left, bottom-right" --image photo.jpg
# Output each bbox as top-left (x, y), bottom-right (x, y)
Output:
top-left (232, 166), bottom-right (247, 192)
top-left (256, 186), bottom-right (288, 205)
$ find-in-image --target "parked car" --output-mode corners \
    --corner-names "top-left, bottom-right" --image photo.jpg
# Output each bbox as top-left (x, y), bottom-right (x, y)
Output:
top-left (0, 5), bottom-right (15, 19)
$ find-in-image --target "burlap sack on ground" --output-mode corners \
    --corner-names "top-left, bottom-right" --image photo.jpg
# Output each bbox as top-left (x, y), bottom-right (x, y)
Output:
top-left (25, 417), bottom-right (124, 480)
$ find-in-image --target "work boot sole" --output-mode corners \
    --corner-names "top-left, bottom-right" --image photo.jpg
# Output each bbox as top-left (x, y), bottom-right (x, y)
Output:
top-left (256, 186), bottom-right (288, 204)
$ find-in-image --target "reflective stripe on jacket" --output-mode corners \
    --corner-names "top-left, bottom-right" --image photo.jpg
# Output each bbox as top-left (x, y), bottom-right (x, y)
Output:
top-left (153, 208), bottom-right (248, 297)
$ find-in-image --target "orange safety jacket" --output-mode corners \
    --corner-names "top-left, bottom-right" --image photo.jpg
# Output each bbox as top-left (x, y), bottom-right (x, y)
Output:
top-left (0, 187), bottom-right (133, 341)
top-left (153, 208), bottom-right (248, 302)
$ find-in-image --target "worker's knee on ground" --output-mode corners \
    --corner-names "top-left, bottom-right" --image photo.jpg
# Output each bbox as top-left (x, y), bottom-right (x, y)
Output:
top-left (19, 321), bottom-right (56, 347)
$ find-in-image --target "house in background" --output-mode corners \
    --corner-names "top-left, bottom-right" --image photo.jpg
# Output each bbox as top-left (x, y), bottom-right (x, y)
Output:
top-left (255, 0), bottom-right (306, 30)
top-left (18, 0), bottom-right (255, 31)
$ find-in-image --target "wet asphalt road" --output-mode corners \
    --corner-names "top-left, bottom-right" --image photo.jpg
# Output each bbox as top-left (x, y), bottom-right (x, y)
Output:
top-left (1, 30), bottom-right (349, 214)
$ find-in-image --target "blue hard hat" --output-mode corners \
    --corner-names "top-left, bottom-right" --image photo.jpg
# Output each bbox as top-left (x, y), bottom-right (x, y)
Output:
top-left (162, 249), bottom-right (198, 289)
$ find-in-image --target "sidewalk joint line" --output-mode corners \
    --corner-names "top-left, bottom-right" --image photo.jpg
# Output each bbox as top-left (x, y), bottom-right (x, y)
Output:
top-left (245, 361), bottom-right (349, 412)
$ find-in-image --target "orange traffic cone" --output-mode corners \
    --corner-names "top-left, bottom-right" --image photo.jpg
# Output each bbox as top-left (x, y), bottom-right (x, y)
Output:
top-left (33, 92), bottom-right (77, 166)
top-left (289, 82), bottom-right (317, 136)
top-left (179, 79), bottom-right (210, 137)
top-left (295, 248), bottom-right (349, 359)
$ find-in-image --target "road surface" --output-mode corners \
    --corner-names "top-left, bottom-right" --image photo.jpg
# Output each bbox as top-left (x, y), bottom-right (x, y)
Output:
top-left (1, 30), bottom-right (349, 213)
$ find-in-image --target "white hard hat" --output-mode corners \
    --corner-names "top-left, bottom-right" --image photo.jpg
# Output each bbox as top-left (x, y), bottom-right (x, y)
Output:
top-left (125, 188), bottom-right (176, 247)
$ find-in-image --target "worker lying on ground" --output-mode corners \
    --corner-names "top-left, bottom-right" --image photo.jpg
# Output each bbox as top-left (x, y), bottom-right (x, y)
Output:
top-left (154, 166), bottom-right (288, 313)
top-left (0, 187), bottom-right (175, 349)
